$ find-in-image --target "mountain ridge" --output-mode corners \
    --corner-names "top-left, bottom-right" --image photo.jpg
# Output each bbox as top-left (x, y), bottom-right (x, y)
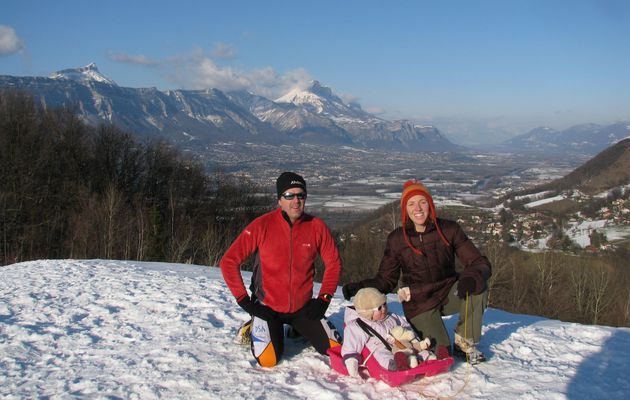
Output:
top-left (0, 64), bottom-right (459, 152)
top-left (544, 137), bottom-right (630, 195)
top-left (500, 122), bottom-right (630, 156)
top-left (4, 64), bottom-right (628, 155)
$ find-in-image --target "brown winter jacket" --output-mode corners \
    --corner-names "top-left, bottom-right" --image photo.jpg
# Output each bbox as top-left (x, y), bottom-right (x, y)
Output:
top-left (356, 218), bottom-right (491, 319)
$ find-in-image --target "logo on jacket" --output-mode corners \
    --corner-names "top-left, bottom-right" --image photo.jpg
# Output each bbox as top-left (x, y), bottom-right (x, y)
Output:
top-left (302, 243), bottom-right (312, 247)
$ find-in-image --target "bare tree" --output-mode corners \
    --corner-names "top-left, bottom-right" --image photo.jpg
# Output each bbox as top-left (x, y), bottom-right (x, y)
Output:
top-left (531, 251), bottom-right (563, 317)
top-left (482, 240), bottom-right (510, 306)
top-left (507, 257), bottom-right (529, 312)
top-left (622, 288), bottom-right (630, 326)
top-left (588, 264), bottom-right (614, 325)
top-left (568, 259), bottom-right (590, 321)
top-left (202, 224), bottom-right (227, 267)
top-left (103, 185), bottom-right (124, 259)
top-left (387, 203), bottom-right (399, 232)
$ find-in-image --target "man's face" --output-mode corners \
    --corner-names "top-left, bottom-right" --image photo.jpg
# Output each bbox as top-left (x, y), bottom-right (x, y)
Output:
top-left (278, 188), bottom-right (306, 223)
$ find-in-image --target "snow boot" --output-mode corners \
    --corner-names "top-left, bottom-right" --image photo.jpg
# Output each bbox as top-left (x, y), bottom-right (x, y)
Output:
top-left (234, 318), bottom-right (253, 345)
top-left (393, 351), bottom-right (411, 371)
top-left (454, 333), bottom-right (486, 365)
top-left (436, 345), bottom-right (451, 360)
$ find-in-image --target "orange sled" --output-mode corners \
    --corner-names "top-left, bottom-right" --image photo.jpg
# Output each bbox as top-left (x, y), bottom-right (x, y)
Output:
top-left (328, 346), bottom-right (453, 387)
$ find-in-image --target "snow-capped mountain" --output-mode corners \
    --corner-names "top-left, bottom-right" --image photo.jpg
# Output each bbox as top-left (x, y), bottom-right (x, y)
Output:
top-left (0, 65), bottom-right (459, 151)
top-left (1, 65), bottom-right (281, 144)
top-left (500, 122), bottom-right (630, 155)
top-left (227, 89), bottom-right (353, 145)
top-left (271, 80), bottom-right (459, 151)
top-left (276, 80), bottom-right (366, 119)
top-left (49, 63), bottom-right (117, 85)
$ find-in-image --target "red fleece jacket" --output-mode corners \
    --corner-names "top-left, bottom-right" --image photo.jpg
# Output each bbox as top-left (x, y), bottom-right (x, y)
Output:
top-left (220, 208), bottom-right (342, 314)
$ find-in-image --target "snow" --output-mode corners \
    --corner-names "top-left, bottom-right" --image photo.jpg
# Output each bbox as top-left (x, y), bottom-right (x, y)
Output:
top-left (524, 195), bottom-right (566, 209)
top-left (514, 191), bottom-right (553, 201)
top-left (307, 192), bottom-right (472, 213)
top-left (49, 63), bottom-right (117, 85)
top-left (308, 195), bottom-right (394, 211)
top-left (275, 88), bottom-right (324, 112)
top-left (562, 219), bottom-right (630, 248)
top-left (1, 259), bottom-right (629, 399)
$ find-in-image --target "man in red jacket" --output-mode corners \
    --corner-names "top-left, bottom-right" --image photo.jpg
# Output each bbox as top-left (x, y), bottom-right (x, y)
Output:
top-left (220, 172), bottom-right (342, 367)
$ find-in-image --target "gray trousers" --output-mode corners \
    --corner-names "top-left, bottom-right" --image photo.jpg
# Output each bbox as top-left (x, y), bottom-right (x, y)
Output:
top-left (409, 283), bottom-right (488, 347)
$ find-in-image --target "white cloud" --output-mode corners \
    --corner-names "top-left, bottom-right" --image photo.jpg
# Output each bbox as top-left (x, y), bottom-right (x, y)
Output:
top-left (340, 93), bottom-right (359, 104)
top-left (110, 53), bottom-right (159, 66)
top-left (364, 106), bottom-right (386, 115)
top-left (166, 49), bottom-right (313, 99)
top-left (0, 25), bottom-right (24, 56)
top-left (211, 42), bottom-right (237, 60)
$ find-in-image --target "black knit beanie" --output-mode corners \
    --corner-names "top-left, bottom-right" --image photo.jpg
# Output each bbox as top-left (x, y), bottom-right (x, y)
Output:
top-left (276, 172), bottom-right (306, 198)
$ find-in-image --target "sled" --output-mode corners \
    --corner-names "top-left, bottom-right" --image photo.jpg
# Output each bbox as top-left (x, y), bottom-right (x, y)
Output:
top-left (328, 345), bottom-right (453, 387)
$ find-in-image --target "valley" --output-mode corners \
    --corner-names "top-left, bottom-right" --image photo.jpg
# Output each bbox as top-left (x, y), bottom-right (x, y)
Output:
top-left (191, 141), bottom-right (629, 252)
top-left (192, 141), bottom-right (584, 210)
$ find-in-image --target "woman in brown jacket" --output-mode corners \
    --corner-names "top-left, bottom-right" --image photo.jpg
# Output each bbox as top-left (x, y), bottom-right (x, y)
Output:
top-left (342, 180), bottom-right (491, 364)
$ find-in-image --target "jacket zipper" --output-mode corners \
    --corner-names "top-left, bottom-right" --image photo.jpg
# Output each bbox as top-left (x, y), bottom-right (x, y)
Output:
top-left (289, 224), bottom-right (293, 311)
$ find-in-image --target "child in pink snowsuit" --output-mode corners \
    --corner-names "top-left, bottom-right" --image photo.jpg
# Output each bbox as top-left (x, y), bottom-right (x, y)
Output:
top-left (341, 288), bottom-right (430, 377)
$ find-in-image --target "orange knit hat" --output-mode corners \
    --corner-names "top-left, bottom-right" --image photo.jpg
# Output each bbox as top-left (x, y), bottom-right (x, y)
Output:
top-left (400, 180), bottom-right (450, 254)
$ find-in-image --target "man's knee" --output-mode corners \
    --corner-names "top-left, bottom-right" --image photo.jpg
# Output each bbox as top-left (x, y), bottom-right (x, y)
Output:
top-left (255, 342), bottom-right (278, 367)
top-left (292, 318), bottom-right (342, 355)
top-left (251, 317), bottom-right (282, 367)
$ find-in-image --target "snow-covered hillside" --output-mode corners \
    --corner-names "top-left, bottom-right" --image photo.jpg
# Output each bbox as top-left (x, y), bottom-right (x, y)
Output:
top-left (1, 260), bottom-right (628, 399)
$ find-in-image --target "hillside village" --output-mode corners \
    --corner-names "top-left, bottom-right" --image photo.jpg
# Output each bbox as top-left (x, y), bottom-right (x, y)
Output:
top-left (448, 188), bottom-right (630, 253)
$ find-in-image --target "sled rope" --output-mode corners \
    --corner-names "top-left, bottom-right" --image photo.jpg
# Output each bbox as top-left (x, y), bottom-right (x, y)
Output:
top-left (418, 293), bottom-right (473, 400)
top-left (361, 348), bottom-right (375, 367)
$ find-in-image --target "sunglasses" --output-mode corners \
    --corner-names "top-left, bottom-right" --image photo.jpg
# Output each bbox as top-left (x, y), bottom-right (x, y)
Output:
top-left (281, 192), bottom-right (307, 200)
top-left (360, 303), bottom-right (387, 313)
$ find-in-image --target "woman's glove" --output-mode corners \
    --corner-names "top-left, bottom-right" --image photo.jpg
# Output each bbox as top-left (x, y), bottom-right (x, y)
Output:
top-left (456, 277), bottom-right (476, 299)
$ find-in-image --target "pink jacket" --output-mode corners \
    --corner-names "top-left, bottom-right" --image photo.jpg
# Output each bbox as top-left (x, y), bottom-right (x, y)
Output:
top-left (341, 306), bottom-right (412, 369)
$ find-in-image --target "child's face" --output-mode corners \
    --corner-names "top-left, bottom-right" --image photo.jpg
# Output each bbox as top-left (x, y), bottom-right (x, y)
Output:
top-left (372, 302), bottom-right (388, 321)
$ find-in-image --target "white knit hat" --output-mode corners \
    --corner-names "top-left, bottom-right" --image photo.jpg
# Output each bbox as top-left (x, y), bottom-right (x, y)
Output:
top-left (353, 288), bottom-right (386, 320)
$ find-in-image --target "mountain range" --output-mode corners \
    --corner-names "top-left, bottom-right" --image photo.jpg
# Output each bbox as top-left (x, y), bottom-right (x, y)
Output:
top-left (499, 123), bottom-right (630, 156)
top-left (2, 64), bottom-right (628, 156)
top-left (0, 64), bottom-right (460, 152)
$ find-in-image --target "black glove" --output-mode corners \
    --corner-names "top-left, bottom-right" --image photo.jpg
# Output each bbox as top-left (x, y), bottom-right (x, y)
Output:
top-left (456, 277), bottom-right (476, 299)
top-left (302, 298), bottom-right (330, 320)
top-left (237, 296), bottom-right (278, 321)
top-left (342, 282), bottom-right (362, 301)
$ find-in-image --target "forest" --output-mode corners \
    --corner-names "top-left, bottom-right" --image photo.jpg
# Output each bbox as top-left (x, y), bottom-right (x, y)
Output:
top-left (0, 91), bottom-right (272, 267)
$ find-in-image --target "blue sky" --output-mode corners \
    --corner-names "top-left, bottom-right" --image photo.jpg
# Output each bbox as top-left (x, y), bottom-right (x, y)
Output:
top-left (2, 0), bottom-right (629, 144)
